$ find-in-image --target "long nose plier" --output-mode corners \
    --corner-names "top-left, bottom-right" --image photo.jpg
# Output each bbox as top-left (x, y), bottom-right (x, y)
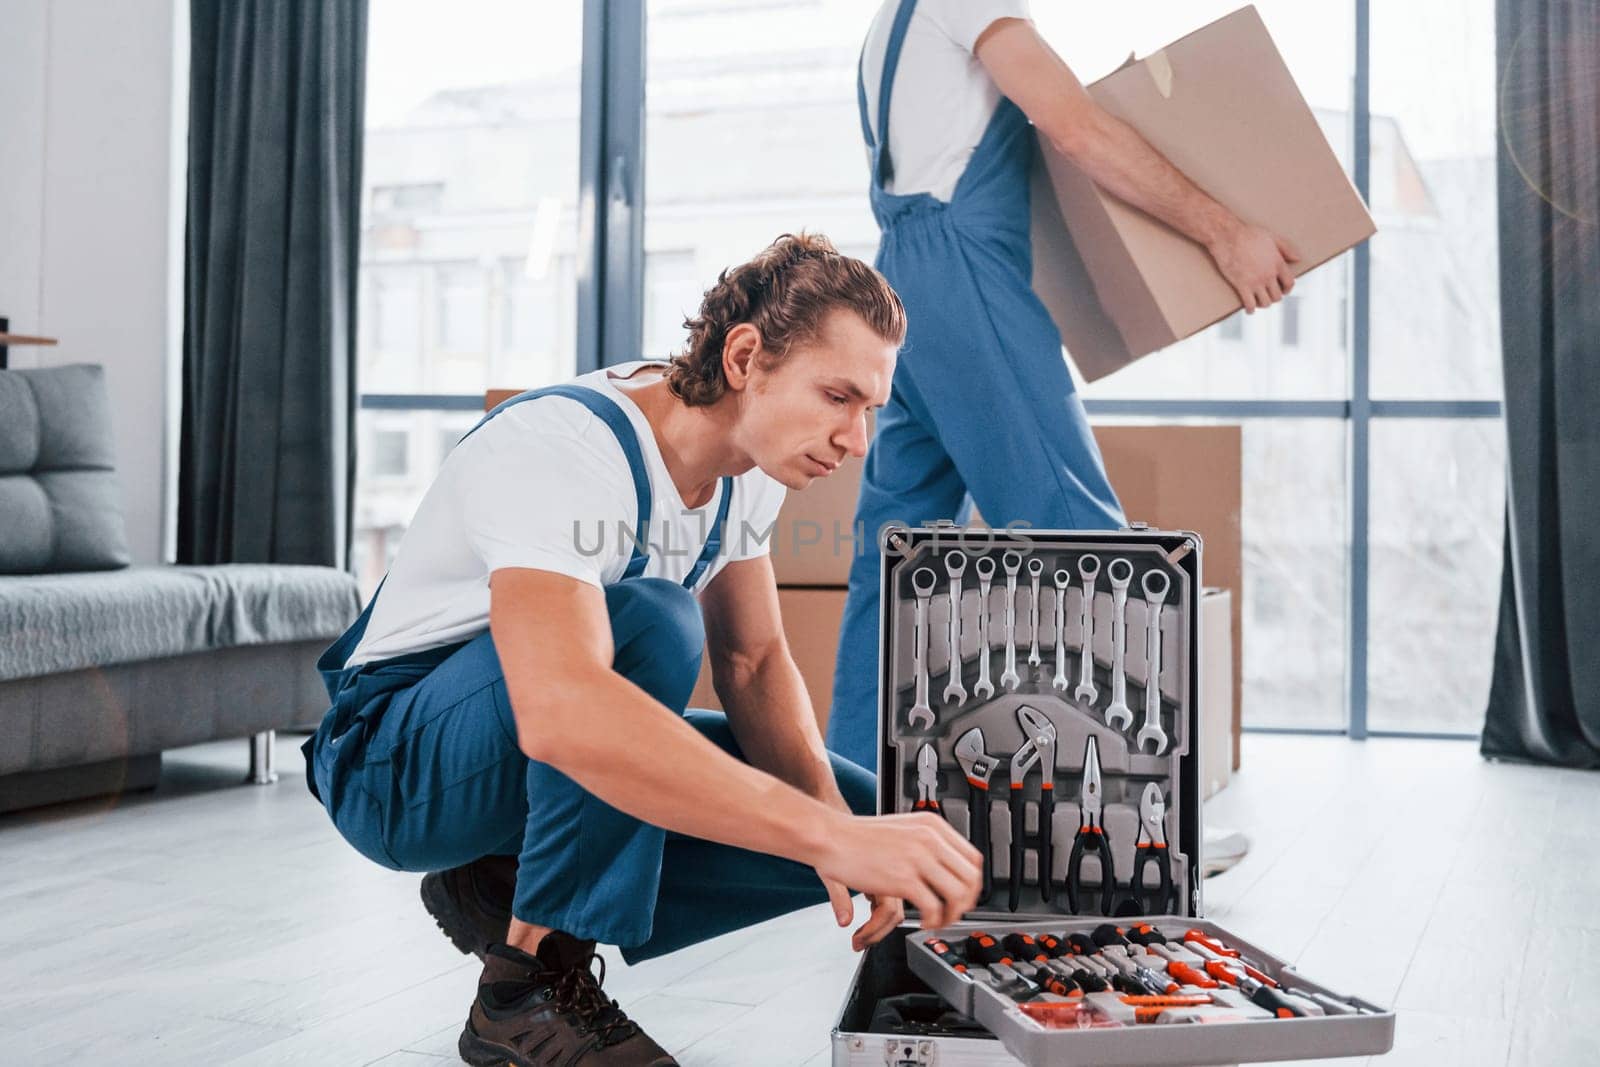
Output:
top-left (1065, 735), bottom-right (1117, 916)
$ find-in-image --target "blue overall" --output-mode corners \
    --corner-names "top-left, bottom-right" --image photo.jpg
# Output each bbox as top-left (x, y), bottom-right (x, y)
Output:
top-left (826, 0), bottom-right (1127, 768)
top-left (303, 382), bottom-right (875, 963)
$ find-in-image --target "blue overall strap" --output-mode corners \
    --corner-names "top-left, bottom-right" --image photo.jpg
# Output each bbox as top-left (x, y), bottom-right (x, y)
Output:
top-left (684, 474), bottom-right (735, 590)
top-left (464, 384), bottom-right (654, 578)
top-left (316, 576), bottom-right (384, 701)
top-left (465, 381), bottom-right (733, 589)
top-left (869, 0), bottom-right (919, 186)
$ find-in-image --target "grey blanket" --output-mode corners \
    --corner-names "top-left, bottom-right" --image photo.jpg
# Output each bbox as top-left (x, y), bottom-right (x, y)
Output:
top-left (0, 565), bottom-right (360, 683)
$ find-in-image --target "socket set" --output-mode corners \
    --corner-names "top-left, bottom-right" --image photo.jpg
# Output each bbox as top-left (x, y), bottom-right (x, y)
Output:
top-left (879, 524), bottom-right (1196, 917)
top-left (831, 525), bottom-right (1395, 1066)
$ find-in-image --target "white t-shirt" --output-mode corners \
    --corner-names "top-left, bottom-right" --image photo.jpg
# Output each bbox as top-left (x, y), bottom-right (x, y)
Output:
top-left (860, 0), bottom-right (1031, 203)
top-left (346, 361), bottom-right (788, 667)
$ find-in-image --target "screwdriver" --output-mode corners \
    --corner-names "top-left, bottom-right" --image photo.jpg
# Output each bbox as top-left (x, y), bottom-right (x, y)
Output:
top-left (1183, 929), bottom-right (1239, 957)
top-left (924, 937), bottom-right (969, 975)
top-left (1184, 938), bottom-right (1278, 987)
top-left (1002, 932), bottom-right (1051, 963)
top-left (1137, 940), bottom-right (1222, 988)
top-left (1066, 932), bottom-right (1098, 957)
top-left (963, 932), bottom-right (1042, 994)
top-left (1033, 932), bottom-right (1071, 959)
top-left (1125, 922), bottom-right (1167, 948)
top-left (1092, 924), bottom-right (1134, 950)
top-left (1022, 961), bottom-right (1082, 998)
top-left (1237, 975), bottom-right (1310, 1019)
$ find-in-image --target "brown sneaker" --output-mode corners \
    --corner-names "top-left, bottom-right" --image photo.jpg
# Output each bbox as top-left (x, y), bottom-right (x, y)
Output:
top-left (458, 934), bottom-right (677, 1066)
top-left (420, 855), bottom-right (515, 960)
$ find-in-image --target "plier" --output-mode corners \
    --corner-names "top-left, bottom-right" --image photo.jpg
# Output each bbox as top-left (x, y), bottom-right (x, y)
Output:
top-left (1007, 705), bottom-right (1057, 912)
top-left (1131, 781), bottom-right (1175, 913)
top-left (953, 728), bottom-right (998, 903)
top-left (1065, 735), bottom-right (1117, 916)
top-left (913, 743), bottom-right (941, 814)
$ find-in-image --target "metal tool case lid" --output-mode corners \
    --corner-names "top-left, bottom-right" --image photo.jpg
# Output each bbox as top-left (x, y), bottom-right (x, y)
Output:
top-left (875, 523), bottom-right (1203, 923)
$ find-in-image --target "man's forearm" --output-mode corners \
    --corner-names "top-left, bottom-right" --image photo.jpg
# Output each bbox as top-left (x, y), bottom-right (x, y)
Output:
top-left (511, 665), bottom-right (843, 864)
top-left (714, 650), bottom-right (843, 804)
top-left (1056, 107), bottom-right (1237, 250)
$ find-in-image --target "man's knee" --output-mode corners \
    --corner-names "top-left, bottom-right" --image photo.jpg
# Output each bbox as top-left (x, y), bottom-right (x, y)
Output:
top-left (606, 577), bottom-right (705, 707)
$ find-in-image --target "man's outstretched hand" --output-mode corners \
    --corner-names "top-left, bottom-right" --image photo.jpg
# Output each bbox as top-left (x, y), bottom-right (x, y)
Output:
top-left (823, 877), bottom-right (905, 952)
top-left (1208, 219), bottom-right (1302, 313)
top-left (810, 810), bottom-right (983, 948)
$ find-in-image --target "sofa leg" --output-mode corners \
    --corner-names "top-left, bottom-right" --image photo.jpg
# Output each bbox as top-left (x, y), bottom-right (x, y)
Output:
top-left (247, 731), bottom-right (279, 785)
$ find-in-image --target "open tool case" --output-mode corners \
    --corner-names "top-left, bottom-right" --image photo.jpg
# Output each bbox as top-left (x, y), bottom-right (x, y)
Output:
top-left (832, 524), bottom-right (1395, 1065)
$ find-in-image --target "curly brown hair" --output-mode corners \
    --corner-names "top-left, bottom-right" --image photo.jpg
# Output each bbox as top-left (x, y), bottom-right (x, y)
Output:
top-left (665, 233), bottom-right (907, 407)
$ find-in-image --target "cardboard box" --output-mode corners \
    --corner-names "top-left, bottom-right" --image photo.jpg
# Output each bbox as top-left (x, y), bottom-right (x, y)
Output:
top-left (1030, 5), bottom-right (1376, 382)
top-left (1199, 587), bottom-right (1234, 798)
top-left (688, 587), bottom-right (845, 731)
top-left (1094, 426), bottom-right (1243, 770)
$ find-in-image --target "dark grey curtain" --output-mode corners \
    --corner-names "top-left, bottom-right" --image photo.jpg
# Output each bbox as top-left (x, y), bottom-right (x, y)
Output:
top-left (179, 0), bottom-right (367, 568)
top-left (1481, 0), bottom-right (1600, 766)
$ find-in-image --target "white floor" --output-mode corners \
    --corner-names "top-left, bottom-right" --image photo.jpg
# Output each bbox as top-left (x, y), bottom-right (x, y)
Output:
top-left (0, 733), bottom-right (1595, 1066)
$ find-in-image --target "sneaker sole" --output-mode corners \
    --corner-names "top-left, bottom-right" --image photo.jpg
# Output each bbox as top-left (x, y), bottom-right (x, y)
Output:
top-left (420, 873), bottom-right (490, 961)
top-left (459, 1024), bottom-right (529, 1067)
top-left (461, 1024), bottom-right (678, 1067)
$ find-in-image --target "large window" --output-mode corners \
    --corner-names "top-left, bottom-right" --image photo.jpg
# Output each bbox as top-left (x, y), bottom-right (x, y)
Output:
top-left (353, 1), bottom-right (585, 595)
top-left (1030, 0), bottom-right (1502, 735)
top-left (640, 0), bottom-right (881, 357)
top-left (352, 0), bottom-right (1504, 738)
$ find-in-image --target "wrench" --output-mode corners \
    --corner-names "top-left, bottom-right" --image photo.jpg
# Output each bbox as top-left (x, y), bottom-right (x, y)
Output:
top-left (908, 567), bottom-right (938, 730)
top-left (1136, 569), bottom-right (1171, 754)
top-left (1026, 557), bottom-right (1045, 668)
top-left (1051, 568), bottom-right (1071, 692)
top-left (1074, 554), bottom-right (1101, 706)
top-left (973, 556), bottom-right (996, 700)
top-left (1105, 558), bottom-right (1135, 731)
top-left (1000, 551), bottom-right (1022, 691)
top-left (942, 551), bottom-right (968, 706)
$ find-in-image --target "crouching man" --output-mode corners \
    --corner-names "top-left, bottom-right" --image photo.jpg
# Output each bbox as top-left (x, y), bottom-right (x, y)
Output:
top-left (304, 233), bottom-right (983, 1066)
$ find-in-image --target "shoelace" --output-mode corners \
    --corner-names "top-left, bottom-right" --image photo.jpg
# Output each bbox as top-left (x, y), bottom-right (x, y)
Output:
top-left (551, 954), bottom-right (638, 1045)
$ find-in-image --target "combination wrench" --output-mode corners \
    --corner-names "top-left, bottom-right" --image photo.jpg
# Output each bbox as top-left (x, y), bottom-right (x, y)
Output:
top-left (973, 556), bottom-right (996, 700)
top-left (1136, 569), bottom-right (1171, 754)
top-left (1074, 554), bottom-right (1101, 706)
top-left (1000, 551), bottom-right (1022, 691)
top-left (1026, 557), bottom-right (1045, 668)
top-left (1105, 558), bottom-right (1135, 731)
top-left (942, 551), bottom-right (968, 707)
top-left (908, 567), bottom-right (937, 730)
top-left (1051, 568), bottom-right (1071, 692)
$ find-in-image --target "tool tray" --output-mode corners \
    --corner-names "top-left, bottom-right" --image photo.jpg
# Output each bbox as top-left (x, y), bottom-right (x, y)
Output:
top-left (831, 524), bottom-right (1395, 1066)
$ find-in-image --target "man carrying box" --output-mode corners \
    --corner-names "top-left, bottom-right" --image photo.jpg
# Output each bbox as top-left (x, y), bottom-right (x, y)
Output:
top-left (829, 0), bottom-right (1302, 767)
top-left (304, 234), bottom-right (983, 1067)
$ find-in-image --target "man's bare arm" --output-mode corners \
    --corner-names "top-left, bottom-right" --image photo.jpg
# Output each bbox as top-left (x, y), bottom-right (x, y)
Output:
top-left (489, 567), bottom-right (982, 926)
top-left (975, 18), bottom-right (1300, 311)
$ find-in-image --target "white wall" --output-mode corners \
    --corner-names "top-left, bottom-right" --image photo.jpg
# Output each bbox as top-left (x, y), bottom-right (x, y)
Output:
top-left (0, 0), bottom-right (187, 566)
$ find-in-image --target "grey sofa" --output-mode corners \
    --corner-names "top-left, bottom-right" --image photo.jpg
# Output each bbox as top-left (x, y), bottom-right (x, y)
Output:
top-left (0, 363), bottom-right (359, 812)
